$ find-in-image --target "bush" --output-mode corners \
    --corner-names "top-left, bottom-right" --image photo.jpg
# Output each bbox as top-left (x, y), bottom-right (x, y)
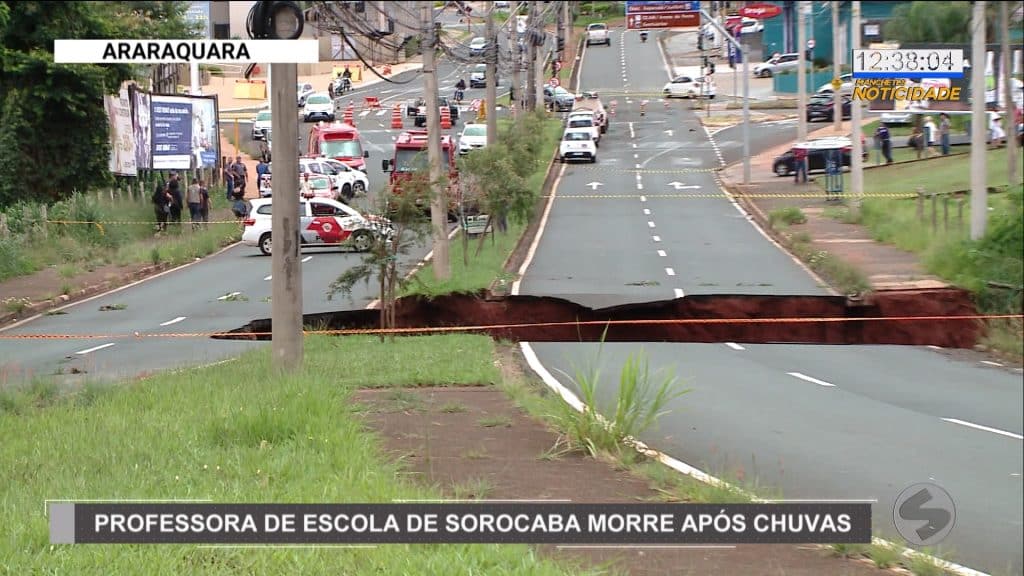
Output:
top-left (769, 206), bottom-right (807, 227)
top-left (0, 236), bottom-right (36, 281)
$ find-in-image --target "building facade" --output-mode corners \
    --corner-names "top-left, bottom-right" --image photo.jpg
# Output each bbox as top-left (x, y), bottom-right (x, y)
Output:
top-left (760, 1), bottom-right (898, 67)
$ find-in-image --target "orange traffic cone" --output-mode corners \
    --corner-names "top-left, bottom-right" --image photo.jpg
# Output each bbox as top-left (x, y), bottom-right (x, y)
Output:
top-left (440, 106), bottom-right (451, 130)
top-left (391, 104), bottom-right (403, 129)
top-left (343, 103), bottom-right (354, 125)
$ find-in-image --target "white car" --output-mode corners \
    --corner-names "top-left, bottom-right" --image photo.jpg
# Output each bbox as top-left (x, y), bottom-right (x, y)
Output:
top-left (817, 73), bottom-right (854, 95)
top-left (319, 157), bottom-right (370, 196)
top-left (297, 82), bottom-right (315, 107)
top-left (754, 53), bottom-right (801, 78)
top-left (586, 23), bottom-right (611, 46)
top-left (663, 74), bottom-right (716, 99)
top-left (302, 93), bottom-right (335, 123)
top-left (566, 112), bottom-right (600, 146)
top-left (468, 37), bottom-right (488, 57)
top-left (298, 157), bottom-right (369, 200)
top-left (242, 197), bottom-right (392, 256)
top-left (739, 17), bottom-right (763, 34)
top-left (251, 109), bottom-right (272, 140)
top-left (469, 63), bottom-right (489, 88)
top-left (559, 128), bottom-right (597, 163)
top-left (458, 123), bottom-right (488, 155)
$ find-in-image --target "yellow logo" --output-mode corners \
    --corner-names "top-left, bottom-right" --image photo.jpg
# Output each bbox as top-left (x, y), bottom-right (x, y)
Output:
top-left (851, 78), bottom-right (961, 101)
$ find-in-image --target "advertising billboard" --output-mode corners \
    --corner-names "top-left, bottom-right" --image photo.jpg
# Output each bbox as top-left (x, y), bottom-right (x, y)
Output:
top-left (185, 1), bottom-right (212, 39)
top-left (104, 88), bottom-right (137, 176)
top-left (129, 87), bottom-right (152, 170)
top-left (190, 95), bottom-right (220, 169)
top-left (151, 95), bottom-right (193, 170)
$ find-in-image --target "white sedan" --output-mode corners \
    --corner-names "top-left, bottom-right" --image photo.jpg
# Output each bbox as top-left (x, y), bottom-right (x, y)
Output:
top-left (559, 128), bottom-right (597, 163)
top-left (663, 74), bottom-right (716, 99)
top-left (242, 197), bottom-right (392, 256)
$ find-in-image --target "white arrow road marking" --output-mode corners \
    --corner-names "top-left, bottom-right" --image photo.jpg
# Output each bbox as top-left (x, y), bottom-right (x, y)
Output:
top-left (76, 342), bottom-right (116, 355)
top-left (301, 256), bottom-right (313, 263)
top-left (668, 181), bottom-right (701, 190)
top-left (941, 418), bottom-right (1023, 440)
top-left (217, 292), bottom-right (241, 301)
top-left (264, 275), bottom-right (272, 281)
top-left (160, 316), bottom-right (186, 327)
top-left (674, 288), bottom-right (685, 298)
top-left (586, 182), bottom-right (603, 190)
top-left (787, 372), bottom-right (836, 387)
top-left (726, 342), bottom-right (746, 350)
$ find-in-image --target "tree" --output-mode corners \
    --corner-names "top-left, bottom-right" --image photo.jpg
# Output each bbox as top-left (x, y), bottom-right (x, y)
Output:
top-left (0, 1), bottom-right (197, 208)
top-left (883, 1), bottom-right (998, 44)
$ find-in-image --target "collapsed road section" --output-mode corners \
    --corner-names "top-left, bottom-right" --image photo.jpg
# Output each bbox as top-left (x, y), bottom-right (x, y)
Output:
top-left (216, 289), bottom-right (986, 348)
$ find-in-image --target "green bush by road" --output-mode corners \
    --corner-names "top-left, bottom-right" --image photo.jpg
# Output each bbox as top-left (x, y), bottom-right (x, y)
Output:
top-left (0, 335), bottom-right (583, 575)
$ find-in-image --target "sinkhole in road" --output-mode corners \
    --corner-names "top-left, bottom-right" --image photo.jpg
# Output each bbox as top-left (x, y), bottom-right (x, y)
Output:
top-left (215, 289), bottom-right (985, 348)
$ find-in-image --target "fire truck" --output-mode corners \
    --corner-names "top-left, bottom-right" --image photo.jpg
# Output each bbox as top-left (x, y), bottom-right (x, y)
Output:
top-left (381, 130), bottom-right (459, 217)
top-left (308, 122), bottom-right (369, 172)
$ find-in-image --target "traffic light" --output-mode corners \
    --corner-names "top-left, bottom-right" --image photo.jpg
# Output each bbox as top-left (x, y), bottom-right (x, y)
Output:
top-left (557, 37), bottom-right (564, 52)
top-left (248, 1), bottom-right (305, 40)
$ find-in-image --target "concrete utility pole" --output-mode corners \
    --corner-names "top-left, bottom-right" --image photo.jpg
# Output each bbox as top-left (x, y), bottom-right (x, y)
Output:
top-left (832, 1), bottom-right (842, 132)
top-left (510, 6), bottom-right (521, 116)
top-left (422, 1), bottom-right (450, 279)
top-left (270, 63), bottom-right (303, 372)
top-left (535, 32), bottom-right (546, 109)
top-left (486, 2), bottom-right (497, 145)
top-left (850, 0), bottom-right (863, 213)
top-left (1001, 1), bottom-right (1018, 185)
top-left (970, 0), bottom-right (988, 240)
top-left (526, 1), bottom-right (537, 111)
top-left (190, 63), bottom-right (201, 96)
top-left (797, 1), bottom-right (808, 141)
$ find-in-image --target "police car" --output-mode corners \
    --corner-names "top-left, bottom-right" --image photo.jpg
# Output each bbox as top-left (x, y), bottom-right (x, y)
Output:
top-left (242, 197), bottom-right (393, 256)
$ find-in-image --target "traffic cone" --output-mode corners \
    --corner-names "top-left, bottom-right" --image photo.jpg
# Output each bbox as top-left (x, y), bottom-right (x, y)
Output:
top-left (440, 106), bottom-right (451, 130)
top-left (343, 102), bottom-right (354, 125)
top-left (476, 99), bottom-right (487, 122)
top-left (391, 104), bottom-right (403, 129)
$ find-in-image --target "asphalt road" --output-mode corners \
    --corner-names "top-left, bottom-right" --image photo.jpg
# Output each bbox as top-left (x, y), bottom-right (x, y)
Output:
top-left (519, 29), bottom-right (1023, 575)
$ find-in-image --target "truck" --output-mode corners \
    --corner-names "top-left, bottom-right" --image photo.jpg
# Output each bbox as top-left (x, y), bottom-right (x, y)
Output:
top-left (414, 96), bottom-right (460, 128)
top-left (571, 91), bottom-right (608, 134)
top-left (307, 122), bottom-right (369, 172)
top-left (380, 130), bottom-right (460, 218)
top-left (586, 23), bottom-right (611, 46)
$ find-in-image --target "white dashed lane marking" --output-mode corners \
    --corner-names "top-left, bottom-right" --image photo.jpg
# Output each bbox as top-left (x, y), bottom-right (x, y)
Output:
top-left (674, 288), bottom-right (685, 298)
top-left (159, 316), bottom-right (186, 327)
top-left (787, 372), bottom-right (836, 387)
top-left (941, 418), bottom-right (1023, 440)
top-left (657, 250), bottom-right (666, 257)
top-left (264, 275), bottom-right (272, 281)
top-left (643, 208), bottom-right (651, 215)
top-left (647, 221), bottom-right (656, 228)
top-left (652, 235), bottom-right (661, 242)
top-left (301, 256), bottom-right (313, 263)
top-left (726, 342), bottom-right (746, 351)
top-left (217, 292), bottom-right (241, 301)
top-left (665, 267), bottom-right (675, 276)
top-left (76, 343), bottom-right (116, 355)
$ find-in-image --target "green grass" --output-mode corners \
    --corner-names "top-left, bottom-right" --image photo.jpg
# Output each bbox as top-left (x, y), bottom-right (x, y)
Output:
top-left (867, 542), bottom-right (903, 568)
top-left (768, 206), bottom-right (807, 227)
top-left (841, 144), bottom-right (1017, 196)
top-left (0, 335), bottom-right (586, 575)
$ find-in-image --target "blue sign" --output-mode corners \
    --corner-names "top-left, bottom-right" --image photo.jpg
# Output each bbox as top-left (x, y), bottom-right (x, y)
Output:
top-left (626, 1), bottom-right (700, 13)
top-left (151, 96), bottom-right (193, 170)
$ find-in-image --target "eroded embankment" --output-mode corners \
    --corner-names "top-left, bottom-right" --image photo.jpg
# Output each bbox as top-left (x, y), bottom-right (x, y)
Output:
top-left (215, 289), bottom-right (983, 348)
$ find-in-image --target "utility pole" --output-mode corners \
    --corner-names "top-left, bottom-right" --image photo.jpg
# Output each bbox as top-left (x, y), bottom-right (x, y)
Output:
top-left (270, 63), bottom-right (302, 372)
top-left (190, 63), bottom-right (201, 95)
top-left (421, 1), bottom-right (450, 279)
top-left (970, 0), bottom-right (988, 240)
top-left (510, 6), bottom-right (521, 116)
top-left (486, 1), bottom-right (497, 146)
top-left (1001, 1), bottom-right (1018, 185)
top-left (832, 1), bottom-right (841, 132)
top-left (796, 1), bottom-right (808, 141)
top-left (526, 1), bottom-right (537, 111)
top-left (850, 0), bottom-right (863, 215)
top-left (535, 32), bottom-right (546, 110)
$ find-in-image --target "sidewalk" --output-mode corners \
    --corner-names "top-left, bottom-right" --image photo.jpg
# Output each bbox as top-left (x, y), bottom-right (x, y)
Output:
top-left (717, 120), bottom-right (949, 292)
top-left (206, 60), bottom-right (424, 113)
top-left (662, 30), bottom-right (778, 102)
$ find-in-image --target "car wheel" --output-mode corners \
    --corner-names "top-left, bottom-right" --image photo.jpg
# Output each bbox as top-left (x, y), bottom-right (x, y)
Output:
top-left (353, 181), bottom-right (366, 196)
top-left (590, 155), bottom-right (597, 163)
top-left (259, 233), bottom-right (272, 256)
top-left (774, 162), bottom-right (790, 177)
top-left (351, 230), bottom-right (373, 252)
top-left (762, 70), bottom-right (773, 78)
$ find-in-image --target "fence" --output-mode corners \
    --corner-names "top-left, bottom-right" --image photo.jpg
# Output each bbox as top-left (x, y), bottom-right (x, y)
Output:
top-left (915, 187), bottom-right (966, 236)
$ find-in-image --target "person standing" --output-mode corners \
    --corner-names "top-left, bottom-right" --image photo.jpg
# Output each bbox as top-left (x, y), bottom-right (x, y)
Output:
top-left (152, 179), bottom-right (171, 232)
top-left (875, 124), bottom-right (893, 164)
top-left (938, 113), bottom-right (951, 156)
top-left (231, 156), bottom-right (248, 197)
top-left (923, 116), bottom-right (938, 157)
top-left (199, 179), bottom-right (211, 228)
top-left (167, 172), bottom-right (184, 228)
top-left (223, 165), bottom-right (235, 201)
top-left (186, 178), bottom-right (203, 229)
top-left (793, 145), bottom-right (808, 183)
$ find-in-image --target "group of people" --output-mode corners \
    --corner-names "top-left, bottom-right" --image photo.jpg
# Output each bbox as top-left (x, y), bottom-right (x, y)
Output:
top-left (872, 113), bottom-right (954, 165)
top-left (151, 172), bottom-right (211, 232)
top-left (224, 156), bottom-right (251, 219)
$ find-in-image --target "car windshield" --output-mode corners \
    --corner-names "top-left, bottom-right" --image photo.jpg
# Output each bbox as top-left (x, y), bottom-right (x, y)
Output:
top-left (474, 65), bottom-right (486, 73)
top-left (554, 88), bottom-right (572, 97)
top-left (394, 148), bottom-right (451, 172)
top-left (321, 140), bottom-right (363, 158)
top-left (463, 125), bottom-right (486, 137)
top-left (307, 177), bottom-right (330, 190)
top-left (471, 38), bottom-right (485, 46)
top-left (568, 118), bottom-right (592, 128)
top-left (810, 96), bottom-right (832, 104)
top-left (589, 24), bottom-right (606, 30)
top-left (257, 111), bottom-right (272, 122)
top-left (307, 95), bottom-right (330, 105)
top-left (564, 131), bottom-right (590, 141)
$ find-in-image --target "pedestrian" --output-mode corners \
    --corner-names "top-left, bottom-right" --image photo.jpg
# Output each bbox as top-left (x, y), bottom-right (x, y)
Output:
top-left (938, 113), bottom-right (951, 156)
top-left (223, 166), bottom-right (235, 201)
top-left (186, 177), bottom-right (203, 229)
top-left (167, 172), bottom-right (184, 227)
top-left (793, 145), bottom-right (808, 183)
top-left (256, 158), bottom-right (269, 181)
top-left (152, 178), bottom-right (171, 232)
top-left (875, 123), bottom-right (893, 164)
top-left (231, 156), bottom-right (248, 196)
top-left (923, 116), bottom-right (938, 157)
top-left (988, 111), bottom-right (1006, 147)
top-left (910, 125), bottom-right (925, 159)
top-left (199, 179), bottom-right (210, 227)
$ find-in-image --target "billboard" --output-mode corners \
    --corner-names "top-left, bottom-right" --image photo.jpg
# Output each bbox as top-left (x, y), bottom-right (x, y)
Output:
top-left (867, 43), bottom-right (1023, 114)
top-left (104, 88), bottom-right (137, 176)
top-left (130, 87), bottom-right (152, 170)
top-left (151, 95), bottom-right (193, 170)
top-left (190, 95), bottom-right (220, 169)
top-left (625, 1), bottom-right (700, 30)
top-left (185, 1), bottom-right (212, 39)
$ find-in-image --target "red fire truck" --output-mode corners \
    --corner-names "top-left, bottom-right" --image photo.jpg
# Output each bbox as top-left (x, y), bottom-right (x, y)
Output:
top-left (381, 130), bottom-right (460, 216)
top-left (308, 122), bottom-right (369, 172)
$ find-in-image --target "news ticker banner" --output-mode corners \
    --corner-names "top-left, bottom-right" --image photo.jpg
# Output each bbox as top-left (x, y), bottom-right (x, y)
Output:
top-left (53, 40), bottom-right (319, 64)
top-left (49, 503), bottom-right (872, 545)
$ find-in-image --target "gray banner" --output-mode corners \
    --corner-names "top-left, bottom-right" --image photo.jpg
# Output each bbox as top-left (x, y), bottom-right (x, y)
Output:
top-left (49, 503), bottom-right (76, 544)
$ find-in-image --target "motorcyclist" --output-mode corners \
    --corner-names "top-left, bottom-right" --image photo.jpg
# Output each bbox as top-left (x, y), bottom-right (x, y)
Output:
top-left (640, 31), bottom-right (648, 42)
top-left (454, 79), bottom-right (466, 103)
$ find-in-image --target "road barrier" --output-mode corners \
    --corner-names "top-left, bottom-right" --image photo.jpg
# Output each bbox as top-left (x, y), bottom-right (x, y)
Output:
top-left (0, 314), bottom-right (1019, 341)
top-left (391, 104), bottom-right (404, 129)
top-left (364, 96), bottom-right (382, 110)
top-left (440, 106), bottom-right (452, 129)
top-left (343, 102), bottom-right (355, 125)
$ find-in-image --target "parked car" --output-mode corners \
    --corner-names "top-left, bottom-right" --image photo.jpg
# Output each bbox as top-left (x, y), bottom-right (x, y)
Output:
top-left (297, 82), bottom-right (315, 107)
top-left (806, 93), bottom-right (852, 122)
top-left (251, 109), bottom-right (272, 141)
top-left (738, 17), bottom-right (763, 34)
top-left (242, 197), bottom-right (392, 256)
top-left (302, 93), bottom-right (335, 123)
top-left (544, 85), bottom-right (577, 111)
top-left (468, 36), bottom-right (488, 57)
top-left (586, 23), bottom-right (611, 46)
top-left (753, 53), bottom-right (800, 78)
top-left (458, 123), bottom-right (488, 155)
top-left (772, 136), bottom-right (867, 177)
top-left (298, 157), bottom-right (368, 201)
top-left (559, 128), bottom-right (597, 163)
top-left (880, 112), bottom-right (913, 125)
top-left (817, 73), bottom-right (854, 95)
top-left (565, 111), bottom-right (600, 146)
top-left (663, 74), bottom-right (716, 99)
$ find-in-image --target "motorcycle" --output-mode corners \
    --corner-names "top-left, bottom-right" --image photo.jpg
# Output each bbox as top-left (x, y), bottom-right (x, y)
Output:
top-left (640, 31), bottom-right (648, 43)
top-left (331, 76), bottom-right (352, 98)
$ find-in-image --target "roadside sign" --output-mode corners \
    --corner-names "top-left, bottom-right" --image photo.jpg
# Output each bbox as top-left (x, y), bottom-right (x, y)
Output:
top-left (548, 77), bottom-right (560, 87)
top-left (625, 1), bottom-right (700, 30)
top-left (807, 39), bottom-right (816, 49)
top-left (626, 1), bottom-right (700, 13)
top-left (738, 3), bottom-right (783, 19)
